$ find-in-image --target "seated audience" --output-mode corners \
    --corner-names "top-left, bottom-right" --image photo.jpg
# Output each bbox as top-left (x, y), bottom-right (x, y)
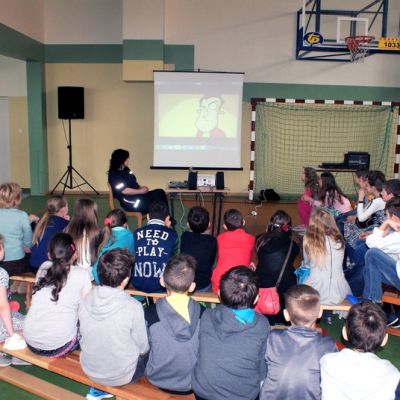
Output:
top-left (255, 210), bottom-right (300, 324)
top-left (64, 198), bottom-right (101, 270)
top-left (309, 172), bottom-right (352, 216)
top-left (24, 233), bottom-right (91, 358)
top-left (320, 302), bottom-right (400, 400)
top-left (145, 254), bottom-right (204, 394)
top-left (0, 235), bottom-right (25, 366)
top-left (362, 197), bottom-right (400, 304)
top-left (192, 266), bottom-right (270, 400)
top-left (297, 167), bottom-right (319, 226)
top-left (79, 248), bottom-right (149, 400)
top-left (131, 201), bottom-right (178, 293)
top-left (92, 208), bottom-right (134, 285)
top-left (260, 284), bottom-right (337, 400)
top-left (0, 182), bottom-right (33, 278)
top-left (180, 206), bottom-right (216, 292)
top-left (211, 209), bottom-right (255, 293)
top-left (30, 195), bottom-right (69, 273)
top-left (303, 208), bottom-right (351, 309)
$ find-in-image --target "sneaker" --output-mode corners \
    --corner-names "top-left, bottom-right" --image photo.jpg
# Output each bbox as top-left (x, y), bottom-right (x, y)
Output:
top-left (0, 353), bottom-right (11, 367)
top-left (387, 313), bottom-right (399, 327)
top-left (11, 357), bottom-right (31, 366)
top-left (86, 387), bottom-right (114, 400)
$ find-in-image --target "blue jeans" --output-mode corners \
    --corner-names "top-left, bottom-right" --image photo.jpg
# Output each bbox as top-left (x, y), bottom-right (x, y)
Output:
top-left (344, 241), bottom-right (369, 296)
top-left (363, 248), bottom-right (400, 302)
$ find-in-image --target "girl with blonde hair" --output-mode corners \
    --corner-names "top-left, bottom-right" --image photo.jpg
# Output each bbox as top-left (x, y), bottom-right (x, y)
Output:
top-left (64, 198), bottom-right (101, 270)
top-left (30, 196), bottom-right (70, 272)
top-left (303, 207), bottom-right (351, 306)
top-left (0, 183), bottom-right (34, 278)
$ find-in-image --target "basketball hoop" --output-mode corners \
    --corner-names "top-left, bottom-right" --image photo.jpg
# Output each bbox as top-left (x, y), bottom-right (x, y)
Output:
top-left (345, 35), bottom-right (374, 63)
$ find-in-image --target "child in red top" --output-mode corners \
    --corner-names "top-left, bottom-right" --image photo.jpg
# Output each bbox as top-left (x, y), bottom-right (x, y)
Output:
top-left (211, 209), bottom-right (255, 293)
top-left (296, 167), bottom-right (319, 226)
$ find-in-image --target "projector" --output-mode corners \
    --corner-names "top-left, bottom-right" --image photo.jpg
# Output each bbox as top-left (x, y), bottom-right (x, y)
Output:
top-left (197, 174), bottom-right (215, 187)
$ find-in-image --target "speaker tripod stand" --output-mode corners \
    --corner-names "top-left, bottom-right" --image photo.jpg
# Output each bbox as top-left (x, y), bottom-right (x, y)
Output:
top-left (51, 119), bottom-right (99, 195)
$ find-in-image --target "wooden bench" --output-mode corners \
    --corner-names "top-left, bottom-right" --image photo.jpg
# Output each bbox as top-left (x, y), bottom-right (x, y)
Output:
top-left (0, 344), bottom-right (194, 400)
top-left (382, 289), bottom-right (400, 337)
top-left (10, 273), bottom-right (352, 311)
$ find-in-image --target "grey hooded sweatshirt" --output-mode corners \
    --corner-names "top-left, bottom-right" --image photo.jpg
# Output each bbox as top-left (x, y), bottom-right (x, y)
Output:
top-left (192, 305), bottom-right (270, 400)
top-left (145, 297), bottom-right (204, 392)
top-left (78, 286), bottom-right (149, 386)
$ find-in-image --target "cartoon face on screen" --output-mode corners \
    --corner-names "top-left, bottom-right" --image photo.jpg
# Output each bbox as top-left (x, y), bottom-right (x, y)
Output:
top-left (195, 96), bottom-right (226, 138)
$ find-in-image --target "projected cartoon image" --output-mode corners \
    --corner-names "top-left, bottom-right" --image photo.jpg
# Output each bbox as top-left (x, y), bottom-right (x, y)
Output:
top-left (195, 96), bottom-right (226, 138)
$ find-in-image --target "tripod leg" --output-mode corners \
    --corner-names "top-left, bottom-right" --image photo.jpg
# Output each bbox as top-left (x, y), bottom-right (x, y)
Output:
top-left (50, 169), bottom-right (70, 194)
top-left (71, 167), bottom-right (99, 195)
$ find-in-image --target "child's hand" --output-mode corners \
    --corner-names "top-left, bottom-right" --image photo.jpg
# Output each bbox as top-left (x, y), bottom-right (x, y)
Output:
top-left (346, 216), bottom-right (356, 223)
top-left (302, 194), bottom-right (313, 204)
top-left (358, 231), bottom-right (372, 240)
top-left (29, 214), bottom-right (40, 223)
top-left (24, 247), bottom-right (31, 253)
top-left (0, 247), bottom-right (4, 262)
top-left (63, 214), bottom-right (70, 221)
top-left (249, 262), bottom-right (256, 271)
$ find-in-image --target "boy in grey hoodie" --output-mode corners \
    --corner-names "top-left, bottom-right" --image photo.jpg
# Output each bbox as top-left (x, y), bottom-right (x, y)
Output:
top-left (79, 249), bottom-right (149, 400)
top-left (145, 254), bottom-right (204, 394)
top-left (192, 266), bottom-right (270, 400)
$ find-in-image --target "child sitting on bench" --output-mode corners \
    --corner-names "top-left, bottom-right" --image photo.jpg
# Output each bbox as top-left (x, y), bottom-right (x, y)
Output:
top-left (321, 302), bottom-right (400, 399)
top-left (79, 248), bottom-right (149, 400)
top-left (145, 253), bottom-right (204, 394)
top-left (260, 284), bottom-right (337, 400)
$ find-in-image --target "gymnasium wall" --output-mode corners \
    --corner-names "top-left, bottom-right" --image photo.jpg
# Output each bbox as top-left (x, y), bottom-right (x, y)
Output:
top-left (0, 0), bottom-right (399, 194)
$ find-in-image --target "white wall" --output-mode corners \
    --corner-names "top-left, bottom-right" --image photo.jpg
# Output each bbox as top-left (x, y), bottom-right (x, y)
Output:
top-left (0, 0), bottom-right (44, 42)
top-left (123, 0), bottom-right (164, 39)
top-left (43, 0), bottom-right (122, 44)
top-left (164, 0), bottom-right (400, 86)
top-left (0, 56), bottom-right (27, 96)
top-left (0, 98), bottom-right (10, 182)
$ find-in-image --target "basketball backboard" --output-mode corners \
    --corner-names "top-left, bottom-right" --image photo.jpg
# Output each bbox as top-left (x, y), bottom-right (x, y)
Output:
top-left (296, 0), bottom-right (400, 61)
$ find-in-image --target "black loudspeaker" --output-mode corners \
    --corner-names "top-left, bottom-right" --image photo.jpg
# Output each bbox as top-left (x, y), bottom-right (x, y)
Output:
top-left (215, 171), bottom-right (224, 190)
top-left (58, 86), bottom-right (85, 119)
top-left (188, 170), bottom-right (198, 190)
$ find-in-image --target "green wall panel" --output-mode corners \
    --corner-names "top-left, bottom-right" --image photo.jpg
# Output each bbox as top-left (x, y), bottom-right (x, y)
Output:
top-left (0, 23), bottom-right (43, 61)
top-left (123, 40), bottom-right (164, 60)
top-left (45, 44), bottom-right (122, 63)
top-left (164, 44), bottom-right (194, 71)
top-left (26, 61), bottom-right (48, 195)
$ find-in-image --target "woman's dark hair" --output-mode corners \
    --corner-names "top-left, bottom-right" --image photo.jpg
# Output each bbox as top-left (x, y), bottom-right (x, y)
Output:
top-left (367, 170), bottom-right (386, 193)
top-left (108, 149), bottom-right (130, 172)
top-left (303, 167), bottom-right (319, 198)
top-left (318, 172), bottom-right (348, 207)
top-left (32, 233), bottom-right (76, 302)
top-left (256, 210), bottom-right (292, 253)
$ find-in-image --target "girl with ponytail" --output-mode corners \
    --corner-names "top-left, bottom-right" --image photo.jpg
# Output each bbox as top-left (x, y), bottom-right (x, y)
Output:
top-left (92, 209), bottom-right (134, 285)
top-left (23, 233), bottom-right (92, 358)
top-left (30, 196), bottom-right (69, 272)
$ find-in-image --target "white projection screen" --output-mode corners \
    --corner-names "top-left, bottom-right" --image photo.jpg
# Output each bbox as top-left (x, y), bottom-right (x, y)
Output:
top-left (153, 71), bottom-right (244, 168)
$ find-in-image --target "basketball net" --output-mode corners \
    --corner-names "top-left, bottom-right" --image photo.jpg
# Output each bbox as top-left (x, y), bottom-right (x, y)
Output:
top-left (345, 36), bottom-right (374, 63)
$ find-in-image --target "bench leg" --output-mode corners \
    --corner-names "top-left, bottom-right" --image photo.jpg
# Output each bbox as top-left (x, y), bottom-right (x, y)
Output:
top-left (25, 282), bottom-right (33, 309)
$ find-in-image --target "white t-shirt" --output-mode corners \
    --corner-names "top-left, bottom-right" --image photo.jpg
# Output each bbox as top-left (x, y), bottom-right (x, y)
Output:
top-left (23, 261), bottom-right (92, 350)
top-left (321, 348), bottom-right (400, 400)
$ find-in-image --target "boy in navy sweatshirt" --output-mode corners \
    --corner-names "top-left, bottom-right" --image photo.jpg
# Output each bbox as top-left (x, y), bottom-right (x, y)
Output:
top-left (131, 201), bottom-right (178, 293)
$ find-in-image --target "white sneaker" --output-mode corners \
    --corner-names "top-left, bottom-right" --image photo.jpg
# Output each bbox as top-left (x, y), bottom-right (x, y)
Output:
top-left (0, 353), bottom-right (11, 367)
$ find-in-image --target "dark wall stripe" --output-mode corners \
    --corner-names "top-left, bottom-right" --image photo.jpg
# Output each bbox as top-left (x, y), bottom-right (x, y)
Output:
top-left (123, 39), bottom-right (164, 60)
top-left (45, 44), bottom-right (122, 63)
top-left (164, 44), bottom-right (194, 71)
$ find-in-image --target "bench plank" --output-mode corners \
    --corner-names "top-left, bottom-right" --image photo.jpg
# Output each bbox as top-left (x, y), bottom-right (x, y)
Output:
top-left (0, 344), bottom-right (194, 400)
top-left (0, 366), bottom-right (83, 400)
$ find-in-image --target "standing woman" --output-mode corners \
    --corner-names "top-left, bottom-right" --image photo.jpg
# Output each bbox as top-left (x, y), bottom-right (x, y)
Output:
top-left (255, 210), bottom-right (300, 323)
top-left (108, 149), bottom-right (168, 214)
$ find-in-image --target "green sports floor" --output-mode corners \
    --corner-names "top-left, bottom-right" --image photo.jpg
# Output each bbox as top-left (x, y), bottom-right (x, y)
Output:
top-left (0, 193), bottom-right (399, 399)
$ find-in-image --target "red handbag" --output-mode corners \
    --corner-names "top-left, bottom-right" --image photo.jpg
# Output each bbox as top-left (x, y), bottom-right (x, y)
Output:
top-left (254, 241), bottom-right (293, 315)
